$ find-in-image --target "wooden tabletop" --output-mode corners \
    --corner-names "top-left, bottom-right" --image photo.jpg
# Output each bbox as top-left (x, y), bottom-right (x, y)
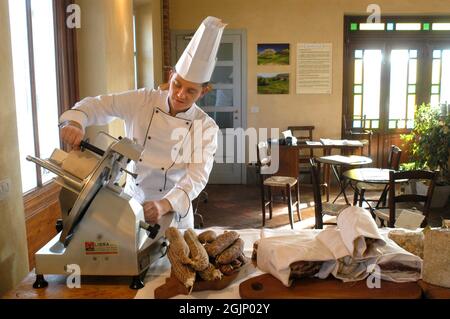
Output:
top-left (5, 270), bottom-right (450, 299)
top-left (239, 273), bottom-right (423, 299)
top-left (2, 271), bottom-right (138, 299)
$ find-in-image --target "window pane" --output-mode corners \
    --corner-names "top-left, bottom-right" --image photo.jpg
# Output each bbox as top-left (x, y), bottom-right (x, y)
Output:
top-left (217, 43), bottom-right (233, 61)
top-left (396, 23), bottom-right (421, 31)
top-left (389, 50), bottom-right (409, 121)
top-left (362, 50), bottom-right (381, 120)
top-left (211, 66), bottom-right (233, 84)
top-left (197, 89), bottom-right (234, 107)
top-left (431, 94), bottom-right (440, 107)
top-left (432, 59), bottom-right (441, 84)
top-left (359, 23), bottom-right (385, 31)
top-left (353, 95), bottom-right (362, 116)
top-left (432, 23), bottom-right (450, 31)
top-left (354, 59), bottom-right (363, 84)
top-left (9, 0), bottom-right (37, 192)
top-left (408, 59), bottom-right (417, 84)
top-left (440, 50), bottom-right (450, 105)
top-left (407, 95), bottom-right (416, 120)
top-left (31, 0), bottom-right (60, 183)
top-left (372, 120), bottom-right (379, 128)
top-left (207, 112), bottom-right (234, 129)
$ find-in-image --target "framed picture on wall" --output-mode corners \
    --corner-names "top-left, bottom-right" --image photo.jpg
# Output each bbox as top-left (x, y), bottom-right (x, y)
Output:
top-left (257, 73), bottom-right (289, 94)
top-left (257, 43), bottom-right (290, 65)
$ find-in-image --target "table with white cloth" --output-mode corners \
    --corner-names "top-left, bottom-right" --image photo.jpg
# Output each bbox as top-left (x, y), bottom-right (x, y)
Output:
top-left (4, 225), bottom-right (441, 299)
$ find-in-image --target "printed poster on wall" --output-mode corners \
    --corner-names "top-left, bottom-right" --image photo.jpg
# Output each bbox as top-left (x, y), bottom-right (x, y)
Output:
top-left (296, 43), bottom-right (332, 94)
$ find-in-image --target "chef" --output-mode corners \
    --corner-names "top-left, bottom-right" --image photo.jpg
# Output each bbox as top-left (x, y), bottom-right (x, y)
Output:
top-left (58, 16), bottom-right (226, 229)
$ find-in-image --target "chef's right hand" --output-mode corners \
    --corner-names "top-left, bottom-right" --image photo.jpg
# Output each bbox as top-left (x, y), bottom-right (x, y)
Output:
top-left (60, 122), bottom-right (84, 150)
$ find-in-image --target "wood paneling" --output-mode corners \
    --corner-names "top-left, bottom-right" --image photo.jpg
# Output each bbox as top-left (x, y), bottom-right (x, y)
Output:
top-left (24, 183), bottom-right (61, 270)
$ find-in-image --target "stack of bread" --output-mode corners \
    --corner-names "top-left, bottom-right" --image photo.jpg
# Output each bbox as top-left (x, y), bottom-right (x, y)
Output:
top-left (164, 227), bottom-right (246, 292)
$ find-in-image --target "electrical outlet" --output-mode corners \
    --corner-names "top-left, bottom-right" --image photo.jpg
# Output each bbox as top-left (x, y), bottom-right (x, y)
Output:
top-left (0, 178), bottom-right (11, 201)
top-left (251, 106), bottom-right (260, 113)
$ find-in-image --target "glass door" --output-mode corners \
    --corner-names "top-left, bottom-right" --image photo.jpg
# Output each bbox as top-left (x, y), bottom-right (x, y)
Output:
top-left (174, 32), bottom-right (244, 183)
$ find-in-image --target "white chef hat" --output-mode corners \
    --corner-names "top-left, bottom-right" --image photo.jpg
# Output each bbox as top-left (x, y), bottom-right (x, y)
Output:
top-left (175, 16), bottom-right (227, 84)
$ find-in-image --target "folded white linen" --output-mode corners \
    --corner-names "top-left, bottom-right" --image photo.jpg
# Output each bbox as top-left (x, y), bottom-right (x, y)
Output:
top-left (257, 207), bottom-right (422, 287)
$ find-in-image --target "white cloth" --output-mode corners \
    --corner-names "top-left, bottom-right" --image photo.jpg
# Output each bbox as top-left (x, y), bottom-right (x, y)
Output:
top-left (175, 16), bottom-right (226, 83)
top-left (257, 206), bottom-right (423, 287)
top-left (59, 88), bottom-right (219, 228)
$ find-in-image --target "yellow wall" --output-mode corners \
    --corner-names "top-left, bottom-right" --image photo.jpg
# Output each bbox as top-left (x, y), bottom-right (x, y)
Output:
top-left (135, 2), bottom-right (154, 88)
top-left (0, 0), bottom-right (29, 296)
top-left (170, 0), bottom-right (450, 140)
top-left (76, 0), bottom-right (135, 146)
top-left (135, 0), bottom-right (163, 89)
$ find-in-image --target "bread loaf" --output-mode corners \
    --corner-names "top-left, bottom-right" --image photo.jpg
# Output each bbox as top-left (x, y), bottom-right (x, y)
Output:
top-left (423, 228), bottom-right (450, 288)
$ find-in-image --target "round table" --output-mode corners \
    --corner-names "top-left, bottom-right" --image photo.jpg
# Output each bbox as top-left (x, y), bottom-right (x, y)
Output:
top-left (343, 168), bottom-right (407, 210)
top-left (317, 155), bottom-right (373, 204)
top-left (343, 168), bottom-right (393, 184)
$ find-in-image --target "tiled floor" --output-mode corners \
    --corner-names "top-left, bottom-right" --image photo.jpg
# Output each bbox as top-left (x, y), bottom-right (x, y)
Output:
top-left (194, 184), bottom-right (450, 230)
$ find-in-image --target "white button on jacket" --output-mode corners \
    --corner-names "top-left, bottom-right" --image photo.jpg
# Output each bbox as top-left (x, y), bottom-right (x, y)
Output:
top-left (59, 88), bottom-right (219, 229)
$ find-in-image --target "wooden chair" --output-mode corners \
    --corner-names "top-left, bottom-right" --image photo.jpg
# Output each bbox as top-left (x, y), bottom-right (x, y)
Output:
top-left (310, 158), bottom-right (350, 229)
top-left (193, 191), bottom-right (208, 229)
top-left (343, 115), bottom-right (373, 157)
top-left (257, 142), bottom-right (301, 229)
top-left (374, 170), bottom-right (436, 228)
top-left (287, 126), bottom-right (315, 184)
top-left (353, 145), bottom-right (402, 207)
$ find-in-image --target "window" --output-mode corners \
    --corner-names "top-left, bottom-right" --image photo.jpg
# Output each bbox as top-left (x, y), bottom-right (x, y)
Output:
top-left (9, 0), bottom-right (78, 194)
top-left (344, 16), bottom-right (450, 133)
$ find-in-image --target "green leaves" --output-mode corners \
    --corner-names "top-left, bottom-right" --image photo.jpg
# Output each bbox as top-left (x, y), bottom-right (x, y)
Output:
top-left (400, 103), bottom-right (450, 183)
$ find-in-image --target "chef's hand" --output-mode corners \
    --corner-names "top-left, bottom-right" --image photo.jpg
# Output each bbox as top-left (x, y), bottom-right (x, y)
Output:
top-left (143, 199), bottom-right (173, 224)
top-left (60, 121), bottom-right (84, 150)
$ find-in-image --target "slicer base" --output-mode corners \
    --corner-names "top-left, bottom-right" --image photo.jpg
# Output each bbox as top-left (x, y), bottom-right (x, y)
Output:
top-left (33, 275), bottom-right (48, 289)
top-left (130, 276), bottom-right (145, 290)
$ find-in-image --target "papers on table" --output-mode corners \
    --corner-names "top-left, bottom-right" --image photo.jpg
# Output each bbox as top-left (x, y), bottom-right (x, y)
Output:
top-left (320, 138), bottom-right (364, 147)
top-left (395, 210), bottom-right (426, 230)
top-left (320, 155), bottom-right (371, 165)
top-left (306, 141), bottom-right (322, 146)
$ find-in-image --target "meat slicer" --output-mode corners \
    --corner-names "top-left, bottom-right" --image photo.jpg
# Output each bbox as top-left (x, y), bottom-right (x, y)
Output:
top-left (26, 137), bottom-right (173, 289)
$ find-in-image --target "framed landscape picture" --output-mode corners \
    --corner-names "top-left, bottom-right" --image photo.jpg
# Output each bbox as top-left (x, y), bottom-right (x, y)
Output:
top-left (257, 43), bottom-right (290, 65)
top-left (257, 73), bottom-right (289, 94)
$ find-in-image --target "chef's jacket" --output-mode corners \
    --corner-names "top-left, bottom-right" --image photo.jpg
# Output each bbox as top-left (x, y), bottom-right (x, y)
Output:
top-left (59, 88), bottom-right (219, 228)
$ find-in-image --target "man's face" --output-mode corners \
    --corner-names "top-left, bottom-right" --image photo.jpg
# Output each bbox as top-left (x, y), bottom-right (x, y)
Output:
top-left (168, 72), bottom-right (208, 114)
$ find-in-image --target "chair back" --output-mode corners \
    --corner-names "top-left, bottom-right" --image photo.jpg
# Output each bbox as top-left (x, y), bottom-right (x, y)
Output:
top-left (288, 126), bottom-right (314, 157)
top-left (310, 158), bottom-right (324, 228)
top-left (388, 170), bottom-right (436, 227)
top-left (342, 115), bottom-right (373, 156)
top-left (387, 145), bottom-right (402, 170)
top-left (256, 141), bottom-right (272, 175)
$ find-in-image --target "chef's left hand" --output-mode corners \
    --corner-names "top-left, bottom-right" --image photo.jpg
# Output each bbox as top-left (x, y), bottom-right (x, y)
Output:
top-left (143, 199), bottom-right (172, 224)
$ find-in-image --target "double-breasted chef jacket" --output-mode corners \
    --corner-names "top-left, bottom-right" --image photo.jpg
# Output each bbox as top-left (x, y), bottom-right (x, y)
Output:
top-left (59, 88), bottom-right (219, 229)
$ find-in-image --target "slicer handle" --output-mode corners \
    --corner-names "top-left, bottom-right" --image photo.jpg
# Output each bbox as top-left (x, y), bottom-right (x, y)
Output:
top-left (80, 140), bottom-right (105, 157)
top-left (139, 221), bottom-right (161, 239)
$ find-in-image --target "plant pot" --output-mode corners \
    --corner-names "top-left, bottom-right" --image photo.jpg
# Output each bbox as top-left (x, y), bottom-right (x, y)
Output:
top-left (408, 180), bottom-right (450, 208)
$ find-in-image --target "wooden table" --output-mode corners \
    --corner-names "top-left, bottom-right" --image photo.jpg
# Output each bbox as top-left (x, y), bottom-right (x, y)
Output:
top-left (277, 143), bottom-right (365, 201)
top-left (239, 273), bottom-right (423, 299)
top-left (343, 168), bottom-right (402, 210)
top-left (317, 155), bottom-right (372, 204)
top-left (2, 272), bottom-right (138, 299)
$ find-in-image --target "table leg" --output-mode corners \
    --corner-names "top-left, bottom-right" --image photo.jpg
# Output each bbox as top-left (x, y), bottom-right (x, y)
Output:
top-left (331, 164), bottom-right (350, 205)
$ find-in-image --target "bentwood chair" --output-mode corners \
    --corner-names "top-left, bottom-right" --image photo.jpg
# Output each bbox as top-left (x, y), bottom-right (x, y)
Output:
top-left (374, 170), bottom-right (436, 227)
top-left (353, 145), bottom-right (402, 207)
top-left (257, 141), bottom-right (301, 229)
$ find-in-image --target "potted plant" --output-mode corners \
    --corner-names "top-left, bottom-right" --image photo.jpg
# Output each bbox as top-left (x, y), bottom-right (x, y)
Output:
top-left (401, 102), bottom-right (450, 207)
